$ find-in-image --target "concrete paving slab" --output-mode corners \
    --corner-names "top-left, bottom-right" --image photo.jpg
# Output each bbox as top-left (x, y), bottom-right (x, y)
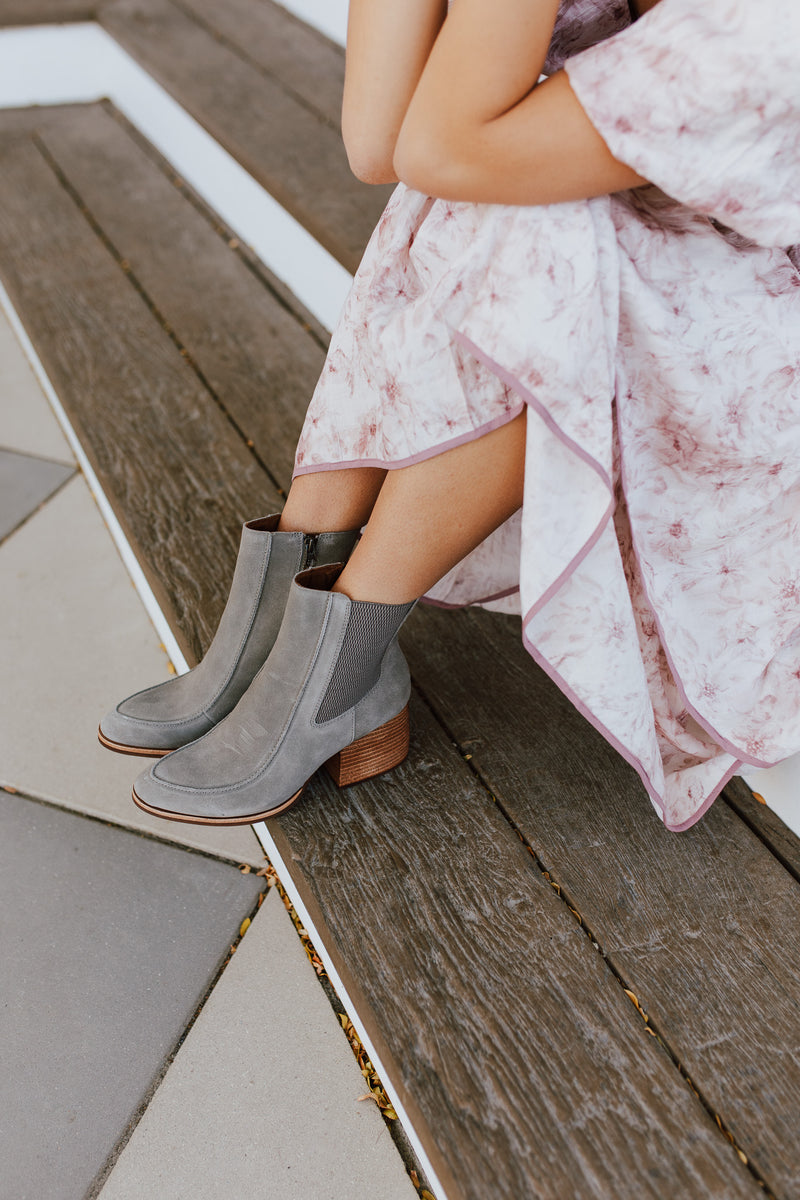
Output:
top-left (0, 306), bottom-right (74, 463)
top-left (0, 473), bottom-right (264, 865)
top-left (0, 445), bottom-right (74, 541)
top-left (0, 790), bottom-right (265, 1200)
top-left (98, 888), bottom-right (417, 1200)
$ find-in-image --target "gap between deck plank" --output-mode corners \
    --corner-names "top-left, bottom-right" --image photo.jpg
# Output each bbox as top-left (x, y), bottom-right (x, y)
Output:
top-left (722, 775), bottom-right (800, 885)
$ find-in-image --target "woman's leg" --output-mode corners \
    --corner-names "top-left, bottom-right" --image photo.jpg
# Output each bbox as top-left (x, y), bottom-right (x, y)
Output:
top-left (279, 409), bottom-right (526, 601)
top-left (279, 467), bottom-right (387, 533)
top-left (337, 409), bottom-right (527, 602)
top-left (281, 411), bottom-right (526, 600)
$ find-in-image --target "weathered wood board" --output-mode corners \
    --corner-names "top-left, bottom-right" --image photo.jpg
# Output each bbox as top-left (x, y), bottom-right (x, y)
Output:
top-left (0, 129), bottom-right (280, 663)
top-left (403, 602), bottom-right (800, 1196)
top-left (177, 0), bottom-right (346, 130)
top-left (11, 101), bottom-right (326, 480)
top-left (100, 0), bottom-right (391, 271)
top-left (268, 695), bottom-right (762, 1200)
top-left (724, 774), bottom-right (800, 882)
top-left (0, 109), bottom-right (775, 1200)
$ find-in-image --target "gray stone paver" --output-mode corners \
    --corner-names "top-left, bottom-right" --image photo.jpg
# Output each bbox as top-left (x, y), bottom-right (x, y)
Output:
top-left (0, 790), bottom-right (265, 1200)
top-left (98, 888), bottom-right (418, 1200)
top-left (0, 309), bottom-right (74, 463)
top-left (0, 444), bottom-right (74, 540)
top-left (0, 473), bottom-right (264, 865)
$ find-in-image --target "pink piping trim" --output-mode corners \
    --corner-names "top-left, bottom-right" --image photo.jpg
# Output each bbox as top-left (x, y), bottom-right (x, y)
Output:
top-left (528, 498), bottom-right (615, 618)
top-left (667, 760), bottom-right (744, 832)
top-left (422, 584), bottom-right (520, 610)
top-left (292, 403), bottom-right (526, 479)
top-left (452, 332), bottom-right (614, 491)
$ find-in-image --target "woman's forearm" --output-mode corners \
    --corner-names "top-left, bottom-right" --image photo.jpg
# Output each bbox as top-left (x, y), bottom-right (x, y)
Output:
top-left (342, 0), bottom-right (448, 184)
top-left (394, 0), bottom-right (646, 204)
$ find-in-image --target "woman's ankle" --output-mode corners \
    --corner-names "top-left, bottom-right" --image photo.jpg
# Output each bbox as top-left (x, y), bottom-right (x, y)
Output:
top-left (280, 467), bottom-right (387, 533)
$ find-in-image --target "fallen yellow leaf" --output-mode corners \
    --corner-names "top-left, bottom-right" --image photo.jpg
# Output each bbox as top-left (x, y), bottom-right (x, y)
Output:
top-left (239, 917), bottom-right (251, 937)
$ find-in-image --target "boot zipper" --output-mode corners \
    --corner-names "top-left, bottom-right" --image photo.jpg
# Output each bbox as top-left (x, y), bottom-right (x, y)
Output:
top-left (301, 533), bottom-right (319, 571)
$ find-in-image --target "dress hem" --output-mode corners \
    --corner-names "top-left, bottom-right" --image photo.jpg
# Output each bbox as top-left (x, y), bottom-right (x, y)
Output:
top-left (292, 402), bottom-right (526, 480)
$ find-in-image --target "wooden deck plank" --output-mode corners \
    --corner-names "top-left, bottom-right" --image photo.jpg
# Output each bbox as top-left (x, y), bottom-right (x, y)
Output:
top-left (0, 131), bottom-right (281, 665)
top-left (0, 114), bottom-right (764, 1200)
top-left (268, 695), bottom-right (761, 1200)
top-left (723, 775), bottom-right (800, 883)
top-left (404, 603), bottom-right (800, 1196)
top-left (175, 0), bottom-right (345, 132)
top-left (0, 0), bottom-right (95, 23)
top-left (100, 0), bottom-right (391, 273)
top-left (6, 101), bottom-right (325, 480)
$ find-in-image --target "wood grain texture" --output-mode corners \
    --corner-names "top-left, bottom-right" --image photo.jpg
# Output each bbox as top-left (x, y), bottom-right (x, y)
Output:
top-left (271, 695), bottom-right (760, 1200)
top-left (0, 0), bottom-right (95, 22)
top-left (0, 131), bottom-right (280, 664)
top-left (19, 102), bottom-right (324, 485)
top-left (175, 0), bottom-right (345, 130)
top-left (404, 603), bottom-right (800, 1197)
top-left (723, 775), bottom-right (800, 883)
top-left (100, 0), bottom-right (392, 272)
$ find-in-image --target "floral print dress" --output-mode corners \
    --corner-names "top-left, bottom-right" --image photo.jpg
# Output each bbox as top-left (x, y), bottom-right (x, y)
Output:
top-left (294, 0), bottom-right (800, 831)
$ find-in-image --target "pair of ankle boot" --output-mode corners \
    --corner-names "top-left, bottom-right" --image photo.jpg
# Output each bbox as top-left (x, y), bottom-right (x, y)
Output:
top-left (98, 516), bottom-right (415, 825)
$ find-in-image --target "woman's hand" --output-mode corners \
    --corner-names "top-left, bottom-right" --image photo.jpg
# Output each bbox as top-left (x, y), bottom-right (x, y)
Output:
top-left (394, 0), bottom-right (646, 205)
top-left (342, 0), bottom-right (448, 184)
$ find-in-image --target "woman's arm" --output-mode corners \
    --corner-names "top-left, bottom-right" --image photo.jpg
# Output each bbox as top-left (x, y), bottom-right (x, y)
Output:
top-left (342, 0), bottom-right (448, 184)
top-left (394, 0), bottom-right (647, 204)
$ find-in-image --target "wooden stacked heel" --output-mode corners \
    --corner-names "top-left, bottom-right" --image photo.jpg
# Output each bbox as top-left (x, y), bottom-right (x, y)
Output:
top-left (325, 705), bottom-right (410, 787)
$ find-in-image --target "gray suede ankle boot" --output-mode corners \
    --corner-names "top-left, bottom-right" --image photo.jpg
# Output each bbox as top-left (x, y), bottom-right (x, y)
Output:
top-left (131, 563), bottom-right (416, 825)
top-left (99, 518), bottom-right (359, 756)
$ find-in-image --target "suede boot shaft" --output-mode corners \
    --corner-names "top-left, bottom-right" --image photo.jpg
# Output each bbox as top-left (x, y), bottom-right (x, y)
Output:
top-left (99, 517), bottom-right (359, 754)
top-left (132, 564), bottom-right (416, 824)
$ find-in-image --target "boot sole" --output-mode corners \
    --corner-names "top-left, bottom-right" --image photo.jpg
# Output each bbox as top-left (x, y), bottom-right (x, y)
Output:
top-left (98, 727), bottom-right (172, 757)
top-left (131, 706), bottom-right (410, 826)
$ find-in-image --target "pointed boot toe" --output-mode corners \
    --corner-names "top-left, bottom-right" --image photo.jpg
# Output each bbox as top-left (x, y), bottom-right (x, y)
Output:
top-left (100, 517), bottom-right (359, 756)
top-left (131, 564), bottom-right (415, 825)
